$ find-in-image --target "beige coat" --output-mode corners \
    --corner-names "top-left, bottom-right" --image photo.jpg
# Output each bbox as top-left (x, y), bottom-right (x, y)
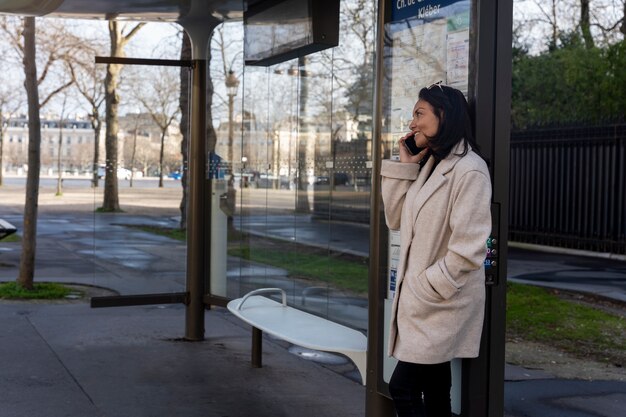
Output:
top-left (381, 142), bottom-right (491, 364)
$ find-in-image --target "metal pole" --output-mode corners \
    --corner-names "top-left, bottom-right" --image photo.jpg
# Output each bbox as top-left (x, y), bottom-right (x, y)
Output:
top-left (185, 58), bottom-right (207, 341)
top-left (485, 0), bottom-right (512, 413)
top-left (366, 0), bottom-right (396, 415)
top-left (252, 327), bottom-right (262, 368)
top-left (463, 0), bottom-right (512, 415)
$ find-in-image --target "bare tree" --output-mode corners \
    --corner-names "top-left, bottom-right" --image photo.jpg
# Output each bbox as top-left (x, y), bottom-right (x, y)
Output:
top-left (339, 0), bottom-right (376, 121)
top-left (102, 21), bottom-right (145, 211)
top-left (0, 87), bottom-right (22, 187)
top-left (55, 94), bottom-right (68, 196)
top-left (516, 0), bottom-right (624, 52)
top-left (515, 0), bottom-right (571, 49)
top-left (589, 0), bottom-right (626, 41)
top-left (296, 56), bottom-right (311, 213)
top-left (68, 40), bottom-right (107, 188)
top-left (18, 17), bottom-right (41, 290)
top-left (622, 0), bottom-right (626, 35)
top-left (132, 65), bottom-right (181, 188)
top-left (0, 24), bottom-right (22, 186)
top-left (211, 23), bottom-right (245, 172)
top-left (580, 0), bottom-right (595, 47)
top-left (128, 113), bottom-right (141, 188)
top-left (548, 0), bottom-right (564, 48)
top-left (211, 24), bottom-right (243, 123)
top-left (0, 16), bottom-right (77, 289)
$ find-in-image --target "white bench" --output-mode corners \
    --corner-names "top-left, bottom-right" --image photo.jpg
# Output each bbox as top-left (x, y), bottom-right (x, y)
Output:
top-left (0, 219), bottom-right (17, 240)
top-left (227, 288), bottom-right (368, 385)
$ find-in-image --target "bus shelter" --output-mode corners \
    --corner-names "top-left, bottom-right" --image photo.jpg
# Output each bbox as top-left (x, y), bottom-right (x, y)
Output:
top-left (0, 1), bottom-right (512, 416)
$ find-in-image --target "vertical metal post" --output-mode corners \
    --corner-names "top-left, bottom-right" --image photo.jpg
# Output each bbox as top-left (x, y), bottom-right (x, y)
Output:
top-left (485, 0), bottom-right (512, 414)
top-left (252, 327), bottom-right (263, 368)
top-left (463, 0), bottom-right (512, 415)
top-left (185, 58), bottom-right (207, 341)
top-left (366, 0), bottom-right (396, 415)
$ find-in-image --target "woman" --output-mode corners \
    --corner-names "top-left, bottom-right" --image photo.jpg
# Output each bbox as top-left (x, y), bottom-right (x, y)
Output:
top-left (381, 83), bottom-right (492, 417)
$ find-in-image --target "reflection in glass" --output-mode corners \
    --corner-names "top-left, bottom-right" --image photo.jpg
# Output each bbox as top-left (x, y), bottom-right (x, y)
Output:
top-left (91, 64), bottom-right (188, 299)
top-left (221, 0), bottom-right (376, 333)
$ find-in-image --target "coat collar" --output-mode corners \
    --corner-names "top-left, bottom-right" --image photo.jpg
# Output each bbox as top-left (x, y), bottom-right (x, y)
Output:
top-left (411, 141), bottom-right (469, 218)
top-left (433, 140), bottom-right (469, 176)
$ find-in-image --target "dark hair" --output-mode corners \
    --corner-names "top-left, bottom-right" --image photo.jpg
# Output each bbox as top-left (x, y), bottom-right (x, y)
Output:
top-left (417, 84), bottom-right (481, 160)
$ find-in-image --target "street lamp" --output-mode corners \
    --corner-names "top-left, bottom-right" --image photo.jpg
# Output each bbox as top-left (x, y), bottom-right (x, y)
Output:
top-left (225, 70), bottom-right (239, 168)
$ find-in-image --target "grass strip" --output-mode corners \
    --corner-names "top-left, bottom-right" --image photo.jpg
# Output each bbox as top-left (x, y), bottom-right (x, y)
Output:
top-left (229, 246), bottom-right (369, 294)
top-left (1, 233), bottom-right (20, 243)
top-left (0, 282), bottom-right (72, 299)
top-left (506, 282), bottom-right (625, 365)
top-left (132, 225), bottom-right (186, 241)
top-left (128, 224), bottom-right (368, 292)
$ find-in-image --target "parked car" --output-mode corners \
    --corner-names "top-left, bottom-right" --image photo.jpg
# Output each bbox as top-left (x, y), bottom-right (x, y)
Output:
top-left (117, 167), bottom-right (132, 180)
top-left (314, 176), bottom-right (330, 185)
top-left (168, 171), bottom-right (182, 180)
top-left (97, 165), bottom-right (132, 180)
top-left (313, 173), bottom-right (350, 186)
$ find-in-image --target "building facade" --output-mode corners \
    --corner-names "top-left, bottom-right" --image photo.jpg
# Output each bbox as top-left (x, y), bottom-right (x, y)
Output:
top-left (2, 114), bottom-right (182, 177)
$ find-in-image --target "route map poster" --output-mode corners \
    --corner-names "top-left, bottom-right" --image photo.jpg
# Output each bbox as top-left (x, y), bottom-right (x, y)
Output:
top-left (384, 0), bottom-right (471, 137)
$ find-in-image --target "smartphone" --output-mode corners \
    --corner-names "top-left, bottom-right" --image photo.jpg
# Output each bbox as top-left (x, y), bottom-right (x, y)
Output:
top-left (404, 134), bottom-right (423, 155)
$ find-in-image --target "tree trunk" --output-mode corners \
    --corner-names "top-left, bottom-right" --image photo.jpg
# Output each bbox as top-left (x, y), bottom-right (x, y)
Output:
top-left (91, 110), bottom-right (101, 188)
top-left (158, 129), bottom-right (165, 188)
top-left (17, 16), bottom-right (41, 290)
top-left (549, 0), bottom-right (559, 50)
top-left (102, 21), bottom-right (122, 211)
top-left (179, 32), bottom-right (191, 230)
top-left (580, 0), bottom-right (594, 48)
top-left (206, 47), bottom-right (218, 160)
top-left (56, 97), bottom-right (66, 196)
top-left (129, 115), bottom-right (139, 188)
top-left (56, 121), bottom-right (63, 195)
top-left (296, 56), bottom-right (310, 213)
top-left (101, 21), bottom-right (144, 209)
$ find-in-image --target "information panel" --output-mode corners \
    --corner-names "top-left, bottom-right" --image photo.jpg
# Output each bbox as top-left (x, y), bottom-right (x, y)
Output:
top-left (384, 0), bottom-right (470, 138)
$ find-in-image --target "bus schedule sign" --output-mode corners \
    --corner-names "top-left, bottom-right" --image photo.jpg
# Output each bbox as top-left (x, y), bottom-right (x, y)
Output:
top-left (390, 0), bottom-right (464, 22)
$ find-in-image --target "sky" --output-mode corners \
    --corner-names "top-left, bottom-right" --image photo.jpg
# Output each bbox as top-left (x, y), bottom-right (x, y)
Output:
top-left (1, 19), bottom-right (183, 119)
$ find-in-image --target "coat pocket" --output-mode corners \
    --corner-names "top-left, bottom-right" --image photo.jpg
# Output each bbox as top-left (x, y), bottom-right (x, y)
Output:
top-left (406, 274), bottom-right (443, 303)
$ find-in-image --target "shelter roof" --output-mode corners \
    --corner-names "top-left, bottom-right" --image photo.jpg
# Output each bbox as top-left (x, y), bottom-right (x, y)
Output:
top-left (0, 0), bottom-right (243, 22)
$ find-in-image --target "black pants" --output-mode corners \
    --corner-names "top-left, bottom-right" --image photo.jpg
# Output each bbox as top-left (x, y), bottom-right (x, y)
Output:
top-left (388, 360), bottom-right (451, 417)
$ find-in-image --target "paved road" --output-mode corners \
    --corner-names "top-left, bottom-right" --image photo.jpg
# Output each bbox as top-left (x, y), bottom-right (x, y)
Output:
top-left (238, 213), bottom-right (626, 303)
top-left (2, 175), bottom-right (183, 189)
top-left (508, 247), bottom-right (626, 302)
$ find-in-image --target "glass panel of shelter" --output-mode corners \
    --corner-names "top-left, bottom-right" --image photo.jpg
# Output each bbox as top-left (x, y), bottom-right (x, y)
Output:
top-left (90, 63), bottom-right (189, 300)
top-left (222, 43), bottom-right (373, 332)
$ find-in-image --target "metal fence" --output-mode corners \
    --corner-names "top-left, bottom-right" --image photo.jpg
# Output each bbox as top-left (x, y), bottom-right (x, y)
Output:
top-left (509, 122), bottom-right (626, 255)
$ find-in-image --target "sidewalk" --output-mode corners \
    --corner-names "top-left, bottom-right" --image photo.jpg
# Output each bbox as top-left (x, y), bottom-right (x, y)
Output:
top-left (2, 299), bottom-right (624, 417)
top-left (0, 302), bottom-right (365, 417)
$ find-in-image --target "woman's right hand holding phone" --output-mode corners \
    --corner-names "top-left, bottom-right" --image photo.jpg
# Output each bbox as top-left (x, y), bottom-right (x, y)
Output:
top-left (398, 133), bottom-right (429, 165)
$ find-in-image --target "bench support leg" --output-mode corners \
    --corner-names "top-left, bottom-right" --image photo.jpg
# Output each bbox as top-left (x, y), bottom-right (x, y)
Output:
top-left (252, 327), bottom-right (262, 368)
